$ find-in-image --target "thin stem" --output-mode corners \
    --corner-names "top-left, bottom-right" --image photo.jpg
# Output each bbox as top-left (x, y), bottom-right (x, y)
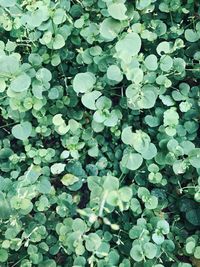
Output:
top-left (11, 255), bottom-right (27, 267)
top-left (0, 122), bottom-right (16, 129)
top-left (98, 190), bottom-right (108, 217)
top-left (186, 68), bottom-right (200, 71)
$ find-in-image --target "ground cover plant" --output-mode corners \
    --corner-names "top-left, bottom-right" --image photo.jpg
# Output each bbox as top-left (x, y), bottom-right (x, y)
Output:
top-left (0, 0), bottom-right (200, 266)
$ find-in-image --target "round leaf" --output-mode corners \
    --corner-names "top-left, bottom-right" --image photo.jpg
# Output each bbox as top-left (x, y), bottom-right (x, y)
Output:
top-left (107, 3), bottom-right (127, 21)
top-left (10, 73), bottom-right (31, 93)
top-left (130, 245), bottom-right (143, 262)
top-left (121, 152), bottom-right (143, 170)
top-left (143, 242), bottom-right (157, 259)
top-left (107, 65), bottom-right (123, 82)
top-left (81, 91), bottom-right (101, 110)
top-left (12, 122), bottom-right (32, 141)
top-left (0, 249), bottom-right (8, 263)
top-left (73, 72), bottom-right (96, 93)
top-left (100, 18), bottom-right (121, 41)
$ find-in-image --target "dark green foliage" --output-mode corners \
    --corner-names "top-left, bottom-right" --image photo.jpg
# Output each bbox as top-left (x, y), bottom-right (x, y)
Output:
top-left (0, 0), bottom-right (200, 266)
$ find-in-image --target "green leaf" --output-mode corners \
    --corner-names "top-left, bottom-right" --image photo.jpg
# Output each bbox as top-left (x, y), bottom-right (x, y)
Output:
top-left (104, 110), bottom-right (119, 127)
top-left (73, 72), bottom-right (96, 93)
top-left (130, 244), bottom-right (143, 262)
top-left (37, 178), bottom-right (51, 194)
top-left (53, 34), bottom-right (65, 50)
top-left (61, 173), bottom-right (79, 186)
top-left (107, 3), bottom-right (127, 21)
top-left (163, 108), bottom-right (179, 126)
top-left (53, 8), bottom-right (66, 25)
top-left (72, 218), bottom-right (87, 233)
top-left (121, 152), bottom-right (143, 170)
top-left (106, 190), bottom-right (119, 206)
top-left (145, 196), bottom-right (158, 210)
top-left (96, 96), bottom-right (112, 110)
top-left (126, 85), bottom-right (157, 110)
top-left (39, 260), bottom-right (56, 267)
top-left (160, 55), bottom-right (173, 72)
top-left (157, 220), bottom-right (170, 234)
top-left (130, 68), bottom-right (144, 84)
top-left (0, 249), bottom-right (8, 263)
top-left (25, 165), bottom-right (41, 184)
top-left (0, 0), bottom-right (16, 7)
top-left (10, 73), bottom-right (31, 92)
top-left (185, 29), bottom-right (199, 42)
top-left (186, 241), bottom-right (196, 254)
top-left (0, 55), bottom-right (19, 74)
top-left (36, 68), bottom-right (52, 82)
top-left (107, 65), bottom-right (123, 82)
top-left (136, 0), bottom-right (151, 10)
top-left (194, 246), bottom-right (200, 259)
top-left (174, 58), bottom-right (186, 73)
top-left (188, 149), bottom-right (200, 168)
top-left (144, 54), bottom-right (158, 71)
top-left (0, 192), bottom-right (11, 220)
top-left (96, 242), bottom-right (110, 258)
top-left (156, 41), bottom-right (171, 55)
top-left (132, 130), bottom-right (150, 154)
top-left (121, 127), bottom-right (133, 145)
top-left (119, 187), bottom-right (133, 202)
top-left (50, 163), bottom-right (66, 175)
top-left (143, 242), bottom-right (157, 259)
top-left (103, 175), bottom-right (119, 191)
top-left (100, 18), bottom-right (121, 41)
top-left (141, 143), bottom-right (157, 160)
top-left (186, 209), bottom-right (200, 226)
top-left (138, 187), bottom-right (150, 200)
top-left (152, 231), bottom-right (165, 245)
top-left (85, 233), bottom-right (101, 252)
top-left (81, 91), bottom-right (101, 110)
top-left (27, 8), bottom-right (48, 27)
top-left (12, 122), bottom-right (32, 141)
top-left (115, 32), bottom-right (141, 62)
top-left (52, 114), bottom-right (65, 126)
top-left (130, 198), bottom-right (142, 215)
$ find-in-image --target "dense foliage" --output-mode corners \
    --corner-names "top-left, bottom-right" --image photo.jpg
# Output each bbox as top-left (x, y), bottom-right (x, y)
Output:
top-left (0, 0), bottom-right (200, 266)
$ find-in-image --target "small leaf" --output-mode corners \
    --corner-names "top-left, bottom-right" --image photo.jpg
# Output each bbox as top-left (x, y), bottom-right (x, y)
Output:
top-left (119, 187), bottom-right (133, 202)
top-left (194, 246), bottom-right (200, 259)
top-left (51, 163), bottom-right (66, 175)
top-left (107, 65), bottom-right (123, 82)
top-left (73, 72), bottom-right (96, 93)
top-left (107, 3), bottom-right (127, 21)
top-left (10, 73), bottom-right (31, 93)
top-left (12, 122), bottom-right (32, 141)
top-left (152, 231), bottom-right (165, 245)
top-left (185, 29), bottom-right (199, 42)
top-left (157, 220), bottom-right (170, 234)
top-left (188, 149), bottom-right (200, 168)
top-left (81, 91), bottom-right (101, 110)
top-left (106, 190), bottom-right (119, 206)
top-left (121, 127), bottom-right (133, 145)
top-left (144, 54), bottom-right (158, 71)
top-left (85, 233), bottom-right (101, 252)
top-left (53, 34), bottom-right (65, 50)
top-left (100, 18), bottom-right (121, 41)
top-left (61, 173), bottom-right (79, 186)
top-left (130, 244), bottom-right (143, 262)
top-left (186, 209), bottom-right (200, 226)
top-left (115, 32), bottom-right (142, 62)
top-left (0, 192), bottom-right (11, 220)
top-left (143, 242), bottom-right (157, 259)
top-left (0, 249), bottom-right (8, 263)
top-left (121, 152), bottom-right (143, 171)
